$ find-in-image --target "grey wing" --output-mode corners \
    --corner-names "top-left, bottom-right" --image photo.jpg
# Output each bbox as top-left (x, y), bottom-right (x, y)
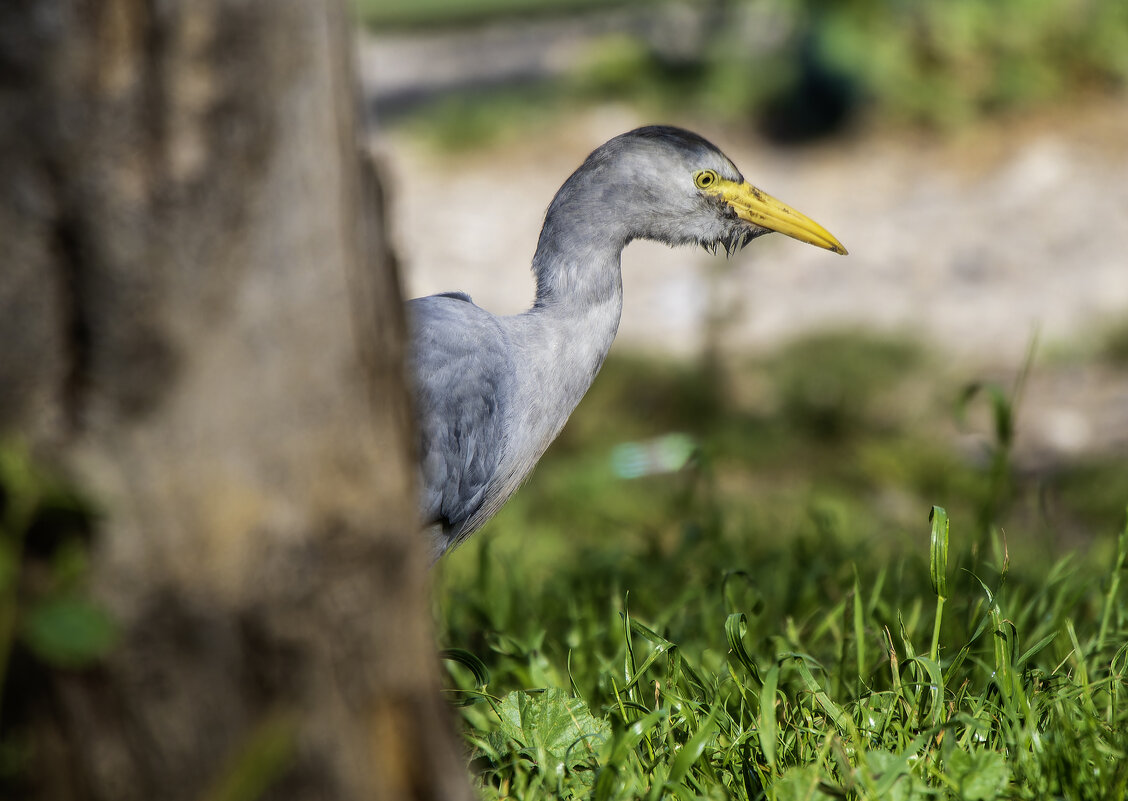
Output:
top-left (407, 295), bottom-right (513, 554)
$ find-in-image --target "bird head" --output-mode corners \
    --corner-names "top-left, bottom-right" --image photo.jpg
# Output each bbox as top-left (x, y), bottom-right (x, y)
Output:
top-left (565, 126), bottom-right (847, 257)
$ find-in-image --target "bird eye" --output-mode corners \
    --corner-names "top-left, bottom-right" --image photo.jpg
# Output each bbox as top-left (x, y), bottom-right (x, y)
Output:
top-left (694, 170), bottom-right (718, 189)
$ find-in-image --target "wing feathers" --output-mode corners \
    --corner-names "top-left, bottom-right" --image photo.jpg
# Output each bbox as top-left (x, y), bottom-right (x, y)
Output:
top-left (407, 295), bottom-right (514, 552)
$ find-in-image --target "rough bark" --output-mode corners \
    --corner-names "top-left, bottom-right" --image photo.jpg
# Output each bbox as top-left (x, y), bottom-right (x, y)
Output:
top-left (0, 1), bottom-right (470, 799)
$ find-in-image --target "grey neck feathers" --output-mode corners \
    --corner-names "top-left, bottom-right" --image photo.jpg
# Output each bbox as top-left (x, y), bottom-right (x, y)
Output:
top-left (502, 187), bottom-right (629, 457)
top-left (530, 191), bottom-right (630, 311)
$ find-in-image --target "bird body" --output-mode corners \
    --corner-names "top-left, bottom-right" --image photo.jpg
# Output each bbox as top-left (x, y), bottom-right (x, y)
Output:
top-left (408, 126), bottom-right (845, 559)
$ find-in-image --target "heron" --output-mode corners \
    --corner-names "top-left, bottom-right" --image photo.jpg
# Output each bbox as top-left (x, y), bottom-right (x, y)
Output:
top-left (408, 125), bottom-right (846, 560)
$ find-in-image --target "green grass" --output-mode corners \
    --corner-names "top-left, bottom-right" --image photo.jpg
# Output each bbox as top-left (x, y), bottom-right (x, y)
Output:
top-left (434, 333), bottom-right (1128, 800)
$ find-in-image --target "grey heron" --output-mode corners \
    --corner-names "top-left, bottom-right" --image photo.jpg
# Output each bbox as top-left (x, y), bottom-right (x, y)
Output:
top-left (408, 126), bottom-right (846, 560)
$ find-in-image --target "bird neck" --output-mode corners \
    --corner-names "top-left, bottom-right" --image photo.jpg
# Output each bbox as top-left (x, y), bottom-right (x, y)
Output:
top-left (527, 197), bottom-right (628, 363)
top-left (530, 204), bottom-right (629, 310)
top-left (501, 213), bottom-right (627, 461)
top-left (528, 202), bottom-right (627, 359)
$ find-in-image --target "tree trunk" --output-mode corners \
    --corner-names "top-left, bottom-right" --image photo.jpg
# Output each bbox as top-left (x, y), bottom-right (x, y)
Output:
top-left (0, 2), bottom-right (471, 799)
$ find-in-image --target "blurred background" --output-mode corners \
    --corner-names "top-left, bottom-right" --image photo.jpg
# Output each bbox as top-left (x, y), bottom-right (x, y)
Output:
top-left (357, 0), bottom-right (1128, 586)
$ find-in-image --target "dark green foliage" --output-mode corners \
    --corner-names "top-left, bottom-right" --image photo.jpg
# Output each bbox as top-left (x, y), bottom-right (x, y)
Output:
top-left (365, 0), bottom-right (1128, 139)
top-left (811, 0), bottom-right (1128, 127)
top-left (0, 444), bottom-right (115, 787)
top-left (21, 594), bottom-right (115, 669)
top-left (1099, 318), bottom-right (1128, 366)
top-left (764, 332), bottom-right (922, 439)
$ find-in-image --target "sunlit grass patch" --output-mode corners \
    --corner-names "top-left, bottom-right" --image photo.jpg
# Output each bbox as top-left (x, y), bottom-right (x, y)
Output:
top-left (439, 510), bottom-right (1128, 800)
top-left (435, 332), bottom-right (1128, 800)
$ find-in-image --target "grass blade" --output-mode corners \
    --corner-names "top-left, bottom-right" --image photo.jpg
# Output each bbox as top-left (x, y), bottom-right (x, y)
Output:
top-left (929, 506), bottom-right (950, 600)
top-left (666, 701), bottom-right (720, 786)
top-left (853, 566), bottom-right (866, 688)
top-left (1066, 618), bottom-right (1099, 716)
top-left (622, 620), bottom-right (678, 694)
top-left (726, 612), bottom-right (761, 683)
top-left (759, 663), bottom-right (780, 770)
top-left (929, 506), bottom-right (950, 666)
top-left (905, 655), bottom-right (946, 728)
top-left (795, 658), bottom-right (852, 735)
top-left (1098, 509), bottom-right (1128, 652)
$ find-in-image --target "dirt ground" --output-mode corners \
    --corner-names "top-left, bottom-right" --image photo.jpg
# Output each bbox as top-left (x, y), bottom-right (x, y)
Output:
top-left (373, 97), bottom-right (1128, 464)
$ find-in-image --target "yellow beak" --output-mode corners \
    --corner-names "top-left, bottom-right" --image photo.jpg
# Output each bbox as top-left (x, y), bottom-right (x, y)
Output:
top-left (713, 179), bottom-right (847, 255)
